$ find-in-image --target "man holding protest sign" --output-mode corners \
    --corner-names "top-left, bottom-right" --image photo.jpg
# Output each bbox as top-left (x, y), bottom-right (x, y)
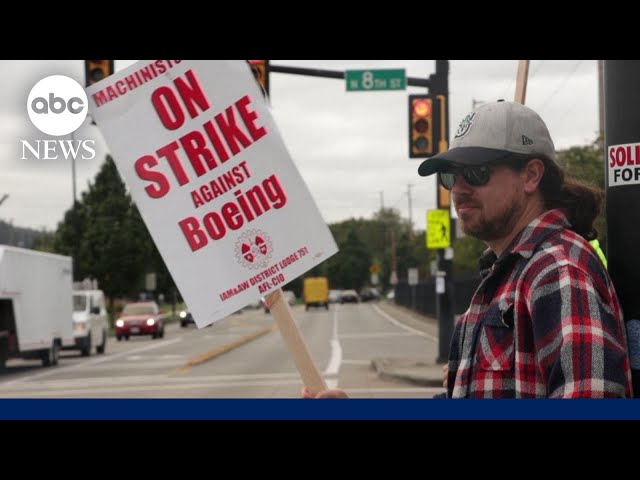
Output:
top-left (305, 99), bottom-right (632, 399)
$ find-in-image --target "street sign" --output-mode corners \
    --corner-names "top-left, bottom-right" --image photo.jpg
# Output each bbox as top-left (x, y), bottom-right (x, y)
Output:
top-left (408, 268), bottom-right (419, 286)
top-left (346, 69), bottom-right (406, 91)
top-left (426, 209), bottom-right (451, 249)
top-left (145, 272), bottom-right (156, 291)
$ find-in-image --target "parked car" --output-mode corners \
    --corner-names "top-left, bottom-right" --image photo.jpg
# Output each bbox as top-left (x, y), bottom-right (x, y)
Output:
top-left (65, 289), bottom-right (109, 356)
top-left (328, 289), bottom-right (342, 304)
top-left (360, 287), bottom-right (380, 302)
top-left (340, 289), bottom-right (360, 303)
top-left (246, 298), bottom-right (263, 309)
top-left (115, 301), bottom-right (166, 340)
top-left (263, 290), bottom-right (296, 313)
top-left (179, 309), bottom-right (195, 328)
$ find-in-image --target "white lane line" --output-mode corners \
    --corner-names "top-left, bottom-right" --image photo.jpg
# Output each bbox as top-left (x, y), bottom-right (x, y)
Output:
top-left (339, 332), bottom-right (415, 340)
top-left (0, 378), bottom-right (307, 397)
top-left (0, 379), bottom-right (443, 397)
top-left (372, 305), bottom-right (438, 342)
top-left (345, 387), bottom-right (445, 394)
top-left (340, 359), bottom-right (371, 366)
top-left (0, 372), bottom-right (303, 392)
top-left (2, 337), bottom-right (183, 386)
top-left (324, 305), bottom-right (342, 389)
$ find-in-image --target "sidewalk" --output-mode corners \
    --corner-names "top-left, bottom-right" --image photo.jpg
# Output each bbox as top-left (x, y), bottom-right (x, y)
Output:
top-left (371, 301), bottom-right (447, 389)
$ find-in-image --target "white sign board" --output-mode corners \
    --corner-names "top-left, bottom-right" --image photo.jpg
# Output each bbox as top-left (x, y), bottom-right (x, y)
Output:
top-left (87, 60), bottom-right (338, 327)
top-left (608, 142), bottom-right (640, 187)
top-left (408, 267), bottom-right (418, 286)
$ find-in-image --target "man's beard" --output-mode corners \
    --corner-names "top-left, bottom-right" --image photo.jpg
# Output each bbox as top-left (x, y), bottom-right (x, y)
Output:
top-left (459, 199), bottom-right (522, 243)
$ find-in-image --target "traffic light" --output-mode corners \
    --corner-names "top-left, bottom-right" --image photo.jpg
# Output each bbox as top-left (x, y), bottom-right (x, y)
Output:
top-left (409, 94), bottom-right (440, 158)
top-left (84, 60), bottom-right (114, 87)
top-left (247, 60), bottom-right (269, 97)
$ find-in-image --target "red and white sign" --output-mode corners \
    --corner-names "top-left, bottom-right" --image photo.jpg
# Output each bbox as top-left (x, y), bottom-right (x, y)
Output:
top-left (86, 60), bottom-right (338, 327)
top-left (608, 142), bottom-right (640, 187)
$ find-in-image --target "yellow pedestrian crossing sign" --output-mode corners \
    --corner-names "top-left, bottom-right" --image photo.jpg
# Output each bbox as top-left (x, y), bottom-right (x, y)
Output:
top-left (426, 209), bottom-right (450, 249)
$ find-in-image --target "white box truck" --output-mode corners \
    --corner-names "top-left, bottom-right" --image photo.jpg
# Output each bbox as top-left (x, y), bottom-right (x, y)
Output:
top-left (65, 289), bottom-right (108, 356)
top-left (0, 245), bottom-right (75, 371)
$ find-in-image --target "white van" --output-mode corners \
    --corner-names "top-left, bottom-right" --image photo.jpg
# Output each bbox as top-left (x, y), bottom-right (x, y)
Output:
top-left (65, 289), bottom-right (108, 356)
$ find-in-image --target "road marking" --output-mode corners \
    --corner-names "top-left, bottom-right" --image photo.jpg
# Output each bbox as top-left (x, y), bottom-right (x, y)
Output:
top-left (323, 306), bottom-right (342, 390)
top-left (0, 372), bottom-right (443, 397)
top-left (372, 305), bottom-right (438, 342)
top-left (339, 332), bottom-right (415, 340)
top-left (2, 337), bottom-right (183, 386)
top-left (171, 324), bottom-right (278, 375)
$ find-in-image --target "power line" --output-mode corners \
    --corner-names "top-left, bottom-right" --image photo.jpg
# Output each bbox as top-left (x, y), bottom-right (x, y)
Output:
top-left (528, 60), bottom-right (546, 79)
top-left (534, 60), bottom-right (584, 113)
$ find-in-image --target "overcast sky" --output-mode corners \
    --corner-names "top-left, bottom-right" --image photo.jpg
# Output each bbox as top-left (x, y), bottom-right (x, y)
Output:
top-left (0, 60), bottom-right (600, 232)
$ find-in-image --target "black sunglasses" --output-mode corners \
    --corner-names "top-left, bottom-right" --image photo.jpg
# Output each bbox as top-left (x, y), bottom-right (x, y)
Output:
top-left (437, 157), bottom-right (531, 190)
top-left (438, 164), bottom-right (493, 190)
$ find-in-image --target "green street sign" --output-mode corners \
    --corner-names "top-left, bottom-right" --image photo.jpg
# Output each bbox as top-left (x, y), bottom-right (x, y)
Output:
top-left (346, 69), bottom-right (406, 91)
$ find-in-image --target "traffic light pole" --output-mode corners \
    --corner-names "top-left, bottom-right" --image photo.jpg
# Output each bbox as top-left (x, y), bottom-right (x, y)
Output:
top-left (269, 61), bottom-right (453, 362)
top-left (430, 60), bottom-right (454, 364)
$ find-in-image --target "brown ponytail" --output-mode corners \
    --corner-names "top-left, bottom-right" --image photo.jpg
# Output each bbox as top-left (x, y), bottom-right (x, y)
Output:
top-left (538, 158), bottom-right (603, 241)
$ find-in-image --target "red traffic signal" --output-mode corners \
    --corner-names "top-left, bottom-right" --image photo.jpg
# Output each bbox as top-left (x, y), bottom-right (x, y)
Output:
top-left (84, 60), bottom-right (114, 87)
top-left (409, 94), bottom-right (439, 158)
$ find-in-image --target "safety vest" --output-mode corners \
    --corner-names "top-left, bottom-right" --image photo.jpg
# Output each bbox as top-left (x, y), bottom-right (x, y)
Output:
top-left (590, 239), bottom-right (608, 268)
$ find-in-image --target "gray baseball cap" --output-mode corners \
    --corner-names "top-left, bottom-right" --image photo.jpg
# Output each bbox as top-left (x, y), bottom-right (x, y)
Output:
top-left (417, 100), bottom-right (557, 177)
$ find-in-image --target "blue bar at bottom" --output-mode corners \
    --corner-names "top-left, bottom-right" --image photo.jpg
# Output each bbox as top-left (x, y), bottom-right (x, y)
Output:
top-left (1, 398), bottom-right (639, 420)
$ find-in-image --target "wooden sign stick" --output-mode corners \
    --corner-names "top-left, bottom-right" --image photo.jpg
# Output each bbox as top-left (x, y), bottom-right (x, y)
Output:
top-left (514, 60), bottom-right (530, 104)
top-left (265, 288), bottom-right (328, 393)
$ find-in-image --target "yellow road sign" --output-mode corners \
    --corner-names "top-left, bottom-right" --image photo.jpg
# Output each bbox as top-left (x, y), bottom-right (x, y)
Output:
top-left (426, 209), bottom-right (450, 249)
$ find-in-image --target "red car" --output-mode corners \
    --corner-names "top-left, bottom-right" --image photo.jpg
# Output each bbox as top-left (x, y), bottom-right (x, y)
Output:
top-left (115, 301), bottom-right (166, 340)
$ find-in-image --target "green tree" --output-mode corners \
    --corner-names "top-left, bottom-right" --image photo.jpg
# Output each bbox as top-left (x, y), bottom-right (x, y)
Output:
top-left (52, 156), bottom-right (152, 305)
top-left (326, 228), bottom-right (371, 290)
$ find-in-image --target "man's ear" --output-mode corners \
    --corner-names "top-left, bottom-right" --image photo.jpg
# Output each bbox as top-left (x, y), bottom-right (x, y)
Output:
top-left (523, 158), bottom-right (545, 193)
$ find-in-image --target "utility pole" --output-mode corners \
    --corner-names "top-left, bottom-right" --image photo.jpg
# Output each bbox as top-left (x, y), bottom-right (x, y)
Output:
top-left (407, 184), bottom-right (413, 231)
top-left (598, 60), bottom-right (604, 148)
top-left (70, 130), bottom-right (77, 204)
top-left (604, 60), bottom-right (640, 396)
top-left (389, 230), bottom-right (398, 288)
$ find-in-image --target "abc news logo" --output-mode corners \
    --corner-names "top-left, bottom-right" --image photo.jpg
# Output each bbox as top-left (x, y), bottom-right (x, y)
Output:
top-left (21, 75), bottom-right (96, 160)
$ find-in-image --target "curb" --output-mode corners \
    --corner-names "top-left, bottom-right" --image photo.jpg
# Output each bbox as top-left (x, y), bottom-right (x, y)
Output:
top-left (371, 357), bottom-right (445, 388)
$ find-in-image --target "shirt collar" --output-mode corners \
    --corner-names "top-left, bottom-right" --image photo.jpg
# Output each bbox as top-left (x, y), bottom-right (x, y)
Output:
top-left (478, 209), bottom-right (570, 276)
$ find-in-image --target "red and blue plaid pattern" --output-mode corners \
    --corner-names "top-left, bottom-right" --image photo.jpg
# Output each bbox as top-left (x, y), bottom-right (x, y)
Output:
top-left (447, 209), bottom-right (633, 398)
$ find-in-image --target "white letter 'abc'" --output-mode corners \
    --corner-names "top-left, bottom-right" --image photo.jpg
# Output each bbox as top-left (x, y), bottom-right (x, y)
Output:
top-left (27, 75), bottom-right (88, 136)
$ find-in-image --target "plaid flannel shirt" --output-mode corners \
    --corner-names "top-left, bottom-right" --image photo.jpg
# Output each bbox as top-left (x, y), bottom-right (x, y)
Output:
top-left (447, 209), bottom-right (633, 398)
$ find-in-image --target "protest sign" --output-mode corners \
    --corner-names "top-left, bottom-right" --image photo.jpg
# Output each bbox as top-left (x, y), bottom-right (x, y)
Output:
top-left (86, 60), bottom-right (338, 329)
